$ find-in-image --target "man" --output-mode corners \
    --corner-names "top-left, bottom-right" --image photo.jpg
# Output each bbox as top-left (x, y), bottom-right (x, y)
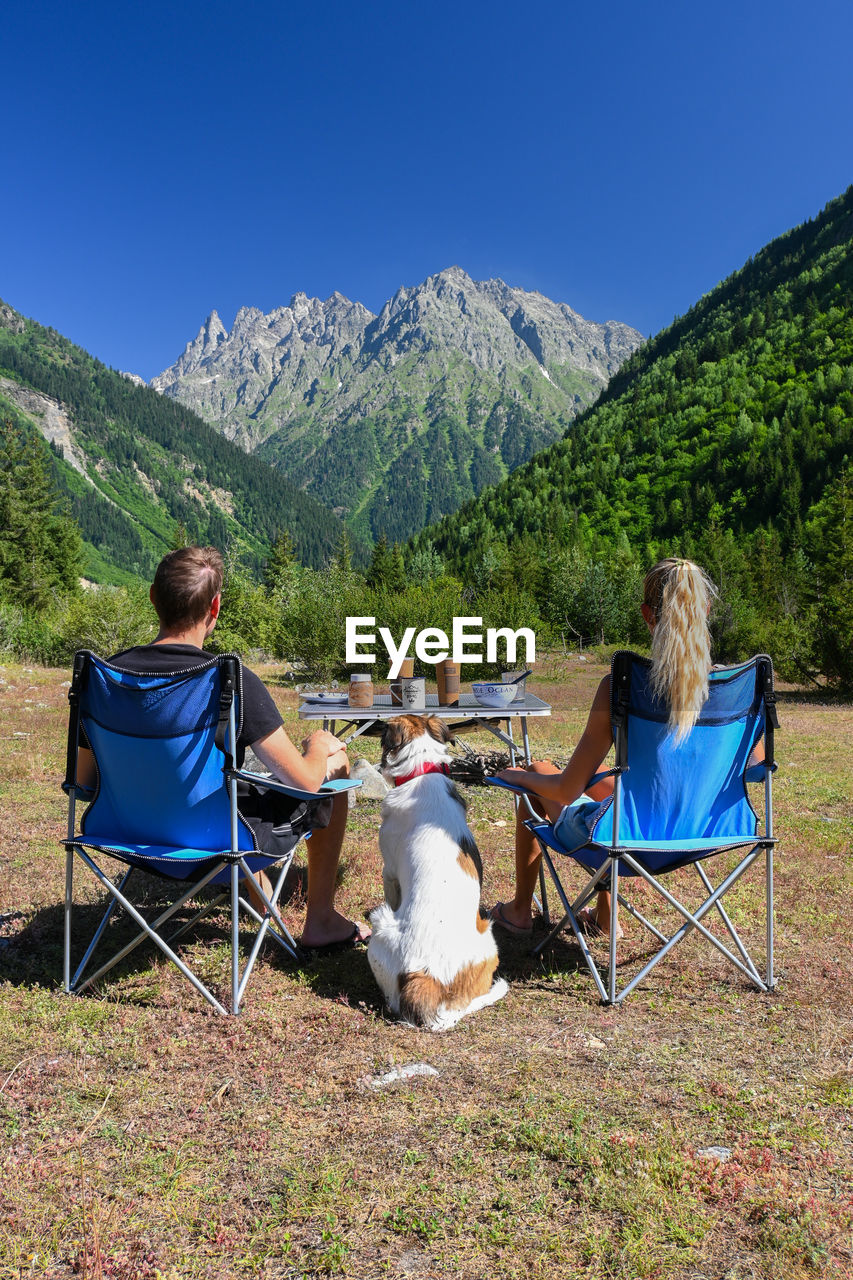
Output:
top-left (76, 546), bottom-right (369, 951)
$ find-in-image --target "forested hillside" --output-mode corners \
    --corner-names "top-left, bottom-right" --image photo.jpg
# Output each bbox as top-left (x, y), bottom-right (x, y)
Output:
top-left (418, 189), bottom-right (852, 561)
top-left (411, 187), bottom-right (853, 687)
top-left (0, 303), bottom-right (350, 580)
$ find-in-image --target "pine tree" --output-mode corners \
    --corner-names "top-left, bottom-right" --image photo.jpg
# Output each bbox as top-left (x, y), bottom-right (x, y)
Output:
top-left (808, 467), bottom-right (853, 690)
top-left (333, 528), bottom-right (353, 573)
top-left (0, 418), bottom-right (82, 610)
top-left (264, 529), bottom-right (296, 591)
top-left (367, 534), bottom-right (393, 588)
top-left (389, 543), bottom-right (406, 591)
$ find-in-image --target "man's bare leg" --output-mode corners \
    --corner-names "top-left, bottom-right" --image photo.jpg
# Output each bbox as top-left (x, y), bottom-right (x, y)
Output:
top-left (299, 750), bottom-right (370, 948)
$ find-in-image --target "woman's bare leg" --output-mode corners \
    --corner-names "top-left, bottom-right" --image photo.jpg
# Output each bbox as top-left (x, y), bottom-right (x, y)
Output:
top-left (495, 761), bottom-right (564, 931)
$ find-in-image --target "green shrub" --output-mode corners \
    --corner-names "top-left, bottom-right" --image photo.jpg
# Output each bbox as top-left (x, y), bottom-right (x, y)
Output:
top-left (270, 564), bottom-right (368, 681)
top-left (212, 570), bottom-right (279, 657)
top-left (56, 585), bottom-right (156, 658)
top-left (0, 602), bottom-right (64, 665)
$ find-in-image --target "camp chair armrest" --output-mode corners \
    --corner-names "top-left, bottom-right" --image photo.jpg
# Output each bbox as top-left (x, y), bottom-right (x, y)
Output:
top-left (488, 767), bottom-right (626, 799)
top-left (745, 762), bottom-right (778, 783)
top-left (586, 767), bottom-right (626, 788)
top-left (485, 776), bottom-right (528, 795)
top-left (227, 768), bottom-right (362, 800)
top-left (62, 782), bottom-right (95, 800)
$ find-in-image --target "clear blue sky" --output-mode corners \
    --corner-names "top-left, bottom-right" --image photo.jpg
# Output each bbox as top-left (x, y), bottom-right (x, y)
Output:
top-left (4, 0), bottom-right (852, 381)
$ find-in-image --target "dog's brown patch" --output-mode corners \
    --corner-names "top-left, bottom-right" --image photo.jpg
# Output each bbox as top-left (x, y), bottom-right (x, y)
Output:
top-left (457, 833), bottom-right (483, 884)
top-left (381, 714), bottom-right (456, 771)
top-left (424, 715), bottom-right (455, 747)
top-left (444, 956), bottom-right (499, 1010)
top-left (397, 970), bottom-right (444, 1023)
top-left (380, 715), bottom-right (423, 768)
top-left (398, 955), bottom-right (499, 1024)
top-left (476, 907), bottom-right (491, 934)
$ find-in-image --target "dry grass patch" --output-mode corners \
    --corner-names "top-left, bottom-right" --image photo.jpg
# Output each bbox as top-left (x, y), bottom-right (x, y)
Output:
top-left (0, 658), bottom-right (851, 1279)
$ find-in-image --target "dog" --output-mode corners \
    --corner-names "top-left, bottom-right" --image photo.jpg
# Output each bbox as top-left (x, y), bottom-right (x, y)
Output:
top-left (367, 714), bottom-right (508, 1031)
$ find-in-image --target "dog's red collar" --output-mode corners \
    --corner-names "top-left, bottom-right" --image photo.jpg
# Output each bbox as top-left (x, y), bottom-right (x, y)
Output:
top-left (394, 762), bottom-right (450, 786)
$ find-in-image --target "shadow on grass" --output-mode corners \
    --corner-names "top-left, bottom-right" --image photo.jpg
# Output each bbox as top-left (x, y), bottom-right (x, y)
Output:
top-left (775, 687), bottom-right (852, 705)
top-left (295, 946), bottom-right (385, 1011)
top-left (293, 921), bottom-right (603, 1016)
top-left (1, 877), bottom-right (665, 1017)
top-left (0, 862), bottom-right (312, 998)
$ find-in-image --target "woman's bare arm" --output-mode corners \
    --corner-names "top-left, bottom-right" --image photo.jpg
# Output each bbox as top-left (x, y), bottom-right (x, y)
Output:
top-left (497, 675), bottom-right (613, 807)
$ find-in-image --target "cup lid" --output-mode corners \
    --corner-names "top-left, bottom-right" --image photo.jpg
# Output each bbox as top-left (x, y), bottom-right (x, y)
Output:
top-left (349, 673), bottom-right (372, 682)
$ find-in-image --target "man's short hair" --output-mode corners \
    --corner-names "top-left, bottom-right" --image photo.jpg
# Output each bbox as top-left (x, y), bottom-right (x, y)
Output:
top-left (150, 546), bottom-right (224, 630)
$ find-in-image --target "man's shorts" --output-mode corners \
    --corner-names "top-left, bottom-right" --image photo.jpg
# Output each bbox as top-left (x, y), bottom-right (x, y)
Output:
top-left (236, 778), bottom-right (333, 859)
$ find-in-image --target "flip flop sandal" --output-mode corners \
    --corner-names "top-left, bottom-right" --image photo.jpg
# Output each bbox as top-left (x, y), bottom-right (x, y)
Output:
top-left (301, 923), bottom-right (371, 955)
top-left (488, 902), bottom-right (533, 938)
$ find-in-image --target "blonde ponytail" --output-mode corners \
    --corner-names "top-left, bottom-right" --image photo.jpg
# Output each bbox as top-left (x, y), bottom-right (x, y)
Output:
top-left (643, 559), bottom-right (716, 743)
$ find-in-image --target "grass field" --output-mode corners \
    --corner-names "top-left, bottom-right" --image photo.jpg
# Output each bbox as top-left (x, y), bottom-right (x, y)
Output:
top-left (1, 656), bottom-right (851, 1280)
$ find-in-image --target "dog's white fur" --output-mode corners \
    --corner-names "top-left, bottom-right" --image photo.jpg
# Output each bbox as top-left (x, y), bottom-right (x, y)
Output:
top-left (368, 715), bottom-right (508, 1031)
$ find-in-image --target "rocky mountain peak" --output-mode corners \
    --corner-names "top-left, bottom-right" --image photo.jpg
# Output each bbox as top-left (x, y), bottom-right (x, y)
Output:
top-left (203, 310), bottom-right (227, 344)
top-left (0, 300), bottom-right (26, 334)
top-left (151, 268), bottom-right (644, 541)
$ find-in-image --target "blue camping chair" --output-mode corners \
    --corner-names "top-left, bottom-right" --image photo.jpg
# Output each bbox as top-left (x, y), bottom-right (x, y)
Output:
top-left (62, 650), bottom-right (361, 1014)
top-left (492, 652), bottom-right (778, 1004)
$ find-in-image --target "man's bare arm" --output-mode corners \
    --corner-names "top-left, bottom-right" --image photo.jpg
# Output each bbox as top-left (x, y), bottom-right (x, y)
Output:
top-left (76, 746), bottom-right (97, 790)
top-left (251, 726), bottom-right (347, 792)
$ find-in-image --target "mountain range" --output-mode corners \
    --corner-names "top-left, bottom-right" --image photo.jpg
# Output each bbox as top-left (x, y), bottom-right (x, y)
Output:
top-left (151, 267), bottom-right (643, 545)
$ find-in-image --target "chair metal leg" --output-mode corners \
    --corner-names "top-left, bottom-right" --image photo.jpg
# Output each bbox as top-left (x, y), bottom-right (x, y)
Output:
top-left (166, 893), bottom-right (229, 945)
top-left (64, 792), bottom-right (77, 994)
top-left (765, 770), bottom-right (775, 990)
top-left (615, 850), bottom-right (767, 1002)
top-left (608, 860), bottom-right (619, 1005)
top-left (766, 846), bottom-right (774, 990)
top-left (231, 862), bottom-right (240, 1015)
top-left (238, 897), bottom-right (298, 954)
top-left (72, 852), bottom-right (229, 1014)
top-left (235, 857), bottom-right (298, 1006)
top-left (234, 855), bottom-right (300, 1001)
top-left (533, 857), bottom-right (607, 953)
top-left (71, 867), bottom-right (135, 990)
top-left (532, 848), bottom-right (608, 1003)
top-left (617, 894), bottom-right (668, 944)
top-left (695, 862), bottom-right (762, 984)
top-left (537, 863), bottom-right (549, 926)
top-left (64, 846), bottom-right (74, 994)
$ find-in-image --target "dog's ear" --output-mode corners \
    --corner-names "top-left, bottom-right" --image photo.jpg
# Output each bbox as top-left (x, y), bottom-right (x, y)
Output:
top-left (381, 718), bottom-right (407, 760)
top-left (424, 715), bottom-right (455, 747)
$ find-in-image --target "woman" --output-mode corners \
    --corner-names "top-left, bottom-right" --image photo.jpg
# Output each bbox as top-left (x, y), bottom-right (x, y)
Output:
top-left (489, 557), bottom-right (720, 939)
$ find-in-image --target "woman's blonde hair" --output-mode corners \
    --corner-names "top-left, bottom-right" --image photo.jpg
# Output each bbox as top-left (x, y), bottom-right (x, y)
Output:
top-left (643, 558), bottom-right (717, 743)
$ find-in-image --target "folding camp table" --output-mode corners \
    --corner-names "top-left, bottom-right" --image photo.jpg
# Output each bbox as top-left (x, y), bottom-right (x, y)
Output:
top-left (298, 690), bottom-right (552, 766)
